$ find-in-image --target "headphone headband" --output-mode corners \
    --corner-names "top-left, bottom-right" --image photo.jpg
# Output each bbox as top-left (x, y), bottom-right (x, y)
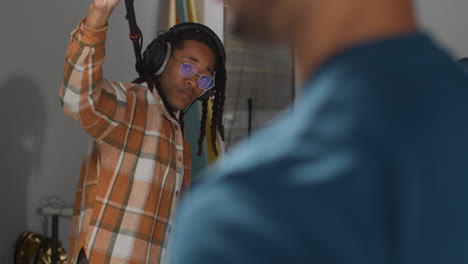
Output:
top-left (164, 22), bottom-right (226, 64)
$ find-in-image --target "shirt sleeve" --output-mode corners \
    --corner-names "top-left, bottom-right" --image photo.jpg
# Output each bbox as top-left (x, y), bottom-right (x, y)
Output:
top-left (59, 19), bottom-right (128, 141)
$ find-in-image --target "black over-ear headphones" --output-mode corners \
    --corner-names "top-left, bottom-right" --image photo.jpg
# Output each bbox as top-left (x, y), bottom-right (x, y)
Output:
top-left (143, 22), bottom-right (226, 101)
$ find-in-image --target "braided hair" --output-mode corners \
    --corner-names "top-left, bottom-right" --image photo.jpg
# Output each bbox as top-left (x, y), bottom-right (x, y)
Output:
top-left (137, 28), bottom-right (227, 157)
top-left (168, 30), bottom-right (226, 157)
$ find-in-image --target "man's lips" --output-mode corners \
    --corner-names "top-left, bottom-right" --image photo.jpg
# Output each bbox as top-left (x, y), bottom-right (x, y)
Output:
top-left (178, 89), bottom-right (193, 101)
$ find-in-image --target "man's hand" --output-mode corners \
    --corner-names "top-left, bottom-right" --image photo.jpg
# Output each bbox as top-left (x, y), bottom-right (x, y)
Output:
top-left (85, 0), bottom-right (121, 29)
top-left (92, 0), bottom-right (121, 11)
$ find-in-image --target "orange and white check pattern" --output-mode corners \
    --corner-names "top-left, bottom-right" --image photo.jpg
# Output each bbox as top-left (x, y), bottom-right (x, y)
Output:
top-left (59, 19), bottom-right (191, 264)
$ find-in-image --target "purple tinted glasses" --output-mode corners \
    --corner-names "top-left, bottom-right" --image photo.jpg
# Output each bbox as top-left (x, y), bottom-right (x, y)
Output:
top-left (178, 62), bottom-right (216, 90)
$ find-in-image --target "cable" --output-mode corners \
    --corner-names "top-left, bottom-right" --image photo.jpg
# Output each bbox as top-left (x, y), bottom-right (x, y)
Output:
top-left (124, 0), bottom-right (145, 80)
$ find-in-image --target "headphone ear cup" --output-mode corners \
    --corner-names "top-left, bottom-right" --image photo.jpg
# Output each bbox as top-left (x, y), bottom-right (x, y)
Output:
top-left (155, 43), bottom-right (172, 75)
top-left (144, 39), bottom-right (171, 75)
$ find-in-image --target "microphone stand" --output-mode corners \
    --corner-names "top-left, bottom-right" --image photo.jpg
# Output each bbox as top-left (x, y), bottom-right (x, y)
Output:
top-left (247, 97), bottom-right (252, 136)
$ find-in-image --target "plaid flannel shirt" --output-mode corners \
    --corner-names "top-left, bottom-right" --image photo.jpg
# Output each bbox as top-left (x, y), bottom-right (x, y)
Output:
top-left (59, 19), bottom-right (192, 264)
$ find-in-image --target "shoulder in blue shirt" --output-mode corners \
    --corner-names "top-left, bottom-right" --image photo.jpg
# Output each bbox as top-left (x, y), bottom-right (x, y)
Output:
top-left (171, 32), bottom-right (468, 264)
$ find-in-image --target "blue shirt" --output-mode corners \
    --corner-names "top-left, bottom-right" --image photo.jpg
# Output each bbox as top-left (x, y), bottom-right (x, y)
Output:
top-left (457, 58), bottom-right (468, 75)
top-left (171, 32), bottom-right (468, 264)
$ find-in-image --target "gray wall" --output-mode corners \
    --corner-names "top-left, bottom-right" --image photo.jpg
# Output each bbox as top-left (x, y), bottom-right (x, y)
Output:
top-left (416, 0), bottom-right (468, 58)
top-left (0, 0), bottom-right (468, 262)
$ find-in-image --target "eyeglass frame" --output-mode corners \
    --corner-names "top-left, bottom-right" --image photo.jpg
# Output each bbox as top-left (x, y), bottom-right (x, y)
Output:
top-left (172, 56), bottom-right (217, 91)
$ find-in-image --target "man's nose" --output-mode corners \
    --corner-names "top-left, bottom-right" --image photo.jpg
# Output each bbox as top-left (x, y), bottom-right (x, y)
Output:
top-left (185, 75), bottom-right (198, 88)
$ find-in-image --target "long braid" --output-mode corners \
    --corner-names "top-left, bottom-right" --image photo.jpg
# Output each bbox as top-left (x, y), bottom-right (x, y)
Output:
top-left (179, 110), bottom-right (185, 136)
top-left (197, 99), bottom-right (209, 156)
top-left (215, 68), bottom-right (226, 141)
top-left (136, 70), bottom-right (178, 122)
top-left (210, 96), bottom-right (219, 156)
top-left (195, 58), bottom-right (227, 157)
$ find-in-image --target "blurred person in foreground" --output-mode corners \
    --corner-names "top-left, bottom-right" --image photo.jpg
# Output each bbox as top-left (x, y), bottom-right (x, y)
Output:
top-left (171, 0), bottom-right (468, 263)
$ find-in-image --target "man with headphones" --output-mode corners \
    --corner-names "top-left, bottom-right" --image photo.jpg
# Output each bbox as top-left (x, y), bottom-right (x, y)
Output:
top-left (58, 0), bottom-right (226, 263)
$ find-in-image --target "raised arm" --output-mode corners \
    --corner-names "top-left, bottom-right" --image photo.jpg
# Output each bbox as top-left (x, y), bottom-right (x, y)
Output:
top-left (59, 0), bottom-right (132, 141)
